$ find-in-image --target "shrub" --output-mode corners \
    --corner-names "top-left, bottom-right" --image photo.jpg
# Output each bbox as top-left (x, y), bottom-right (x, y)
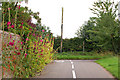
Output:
top-left (2, 2), bottom-right (55, 78)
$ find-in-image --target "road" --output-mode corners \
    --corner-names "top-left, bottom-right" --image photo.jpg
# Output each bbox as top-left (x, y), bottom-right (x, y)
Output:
top-left (34, 60), bottom-right (115, 80)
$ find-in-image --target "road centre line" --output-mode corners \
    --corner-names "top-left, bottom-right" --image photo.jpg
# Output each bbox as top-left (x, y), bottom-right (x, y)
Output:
top-left (70, 60), bottom-right (77, 79)
top-left (72, 70), bottom-right (76, 79)
top-left (72, 64), bottom-right (74, 69)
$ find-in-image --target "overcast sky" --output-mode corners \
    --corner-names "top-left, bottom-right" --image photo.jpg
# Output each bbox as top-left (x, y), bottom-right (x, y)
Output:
top-left (21, 0), bottom-right (119, 39)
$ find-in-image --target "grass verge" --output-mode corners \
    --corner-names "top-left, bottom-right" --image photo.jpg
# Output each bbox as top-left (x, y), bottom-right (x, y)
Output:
top-left (95, 56), bottom-right (118, 79)
top-left (54, 51), bottom-right (112, 60)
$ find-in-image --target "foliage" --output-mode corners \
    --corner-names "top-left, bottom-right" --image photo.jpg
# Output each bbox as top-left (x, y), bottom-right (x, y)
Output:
top-left (76, 0), bottom-right (119, 54)
top-left (54, 36), bottom-right (83, 52)
top-left (2, 2), bottom-right (55, 78)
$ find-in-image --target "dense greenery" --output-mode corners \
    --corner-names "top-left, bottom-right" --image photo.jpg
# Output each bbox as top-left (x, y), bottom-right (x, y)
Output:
top-left (76, 0), bottom-right (120, 54)
top-left (54, 36), bottom-right (84, 52)
top-left (96, 57), bottom-right (118, 79)
top-left (1, 2), bottom-right (55, 78)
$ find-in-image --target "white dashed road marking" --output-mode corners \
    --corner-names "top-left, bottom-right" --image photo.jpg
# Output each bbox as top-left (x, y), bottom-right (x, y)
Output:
top-left (70, 60), bottom-right (77, 79)
top-left (72, 70), bottom-right (76, 79)
top-left (72, 64), bottom-right (74, 69)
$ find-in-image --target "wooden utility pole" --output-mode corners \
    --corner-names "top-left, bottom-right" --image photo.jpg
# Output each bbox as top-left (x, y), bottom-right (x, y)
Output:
top-left (60, 7), bottom-right (63, 53)
top-left (83, 29), bottom-right (85, 54)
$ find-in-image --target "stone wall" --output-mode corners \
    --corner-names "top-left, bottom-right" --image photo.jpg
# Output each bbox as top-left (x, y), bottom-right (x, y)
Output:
top-left (0, 30), bottom-right (20, 79)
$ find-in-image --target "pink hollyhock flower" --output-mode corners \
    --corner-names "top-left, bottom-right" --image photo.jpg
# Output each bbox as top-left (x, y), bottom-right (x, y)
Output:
top-left (25, 53), bottom-right (27, 58)
top-left (15, 46), bottom-right (18, 50)
top-left (41, 49), bottom-right (43, 52)
top-left (42, 30), bottom-right (45, 32)
top-left (7, 21), bottom-right (11, 26)
top-left (17, 52), bottom-right (21, 55)
top-left (33, 33), bottom-right (35, 36)
top-left (10, 34), bottom-right (12, 38)
top-left (44, 45), bottom-right (46, 47)
top-left (21, 22), bottom-right (23, 25)
top-left (46, 34), bottom-right (49, 36)
top-left (26, 38), bottom-right (29, 41)
top-left (21, 48), bottom-right (23, 50)
top-left (17, 5), bottom-right (20, 9)
top-left (11, 25), bottom-right (14, 28)
top-left (40, 54), bottom-right (43, 55)
top-left (40, 40), bottom-right (43, 42)
top-left (21, 42), bottom-right (23, 45)
top-left (7, 27), bottom-right (10, 29)
top-left (7, 44), bottom-right (9, 46)
top-left (13, 40), bottom-right (15, 42)
top-left (18, 41), bottom-right (20, 43)
top-left (9, 42), bottom-right (14, 46)
top-left (27, 34), bottom-right (29, 37)
top-left (20, 26), bottom-right (23, 28)
top-left (29, 28), bottom-right (32, 31)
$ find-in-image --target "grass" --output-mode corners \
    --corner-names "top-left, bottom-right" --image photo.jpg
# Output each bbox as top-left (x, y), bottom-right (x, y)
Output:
top-left (54, 51), bottom-right (113, 60)
top-left (96, 56), bottom-right (118, 79)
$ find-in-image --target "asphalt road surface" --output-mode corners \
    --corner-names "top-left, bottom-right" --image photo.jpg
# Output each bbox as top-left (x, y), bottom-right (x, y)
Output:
top-left (34, 60), bottom-right (115, 79)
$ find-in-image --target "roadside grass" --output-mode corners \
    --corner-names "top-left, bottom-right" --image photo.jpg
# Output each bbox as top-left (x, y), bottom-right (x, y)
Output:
top-left (54, 51), bottom-right (113, 60)
top-left (95, 56), bottom-right (118, 79)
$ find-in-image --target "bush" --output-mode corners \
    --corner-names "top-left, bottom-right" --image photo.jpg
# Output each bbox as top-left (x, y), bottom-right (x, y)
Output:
top-left (54, 36), bottom-right (83, 52)
top-left (2, 2), bottom-right (55, 78)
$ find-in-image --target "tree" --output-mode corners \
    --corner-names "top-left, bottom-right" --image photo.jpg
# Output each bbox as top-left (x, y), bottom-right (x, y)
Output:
top-left (76, 0), bottom-right (119, 53)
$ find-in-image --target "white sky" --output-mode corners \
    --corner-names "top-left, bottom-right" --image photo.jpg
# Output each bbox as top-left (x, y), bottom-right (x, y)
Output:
top-left (20, 0), bottom-right (119, 39)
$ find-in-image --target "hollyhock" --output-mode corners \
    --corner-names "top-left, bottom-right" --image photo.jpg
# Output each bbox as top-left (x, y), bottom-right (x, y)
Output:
top-left (40, 54), bottom-right (43, 55)
top-left (17, 52), bottom-right (21, 55)
top-left (15, 46), bottom-right (18, 50)
top-left (13, 40), bottom-right (15, 42)
top-left (42, 30), bottom-right (45, 32)
top-left (7, 44), bottom-right (9, 46)
top-left (20, 26), bottom-right (23, 28)
top-left (39, 36), bottom-right (42, 38)
top-left (40, 40), bottom-right (43, 42)
top-left (41, 49), bottom-right (43, 52)
top-left (9, 42), bottom-right (14, 46)
top-left (29, 28), bottom-right (32, 31)
top-left (33, 33), bottom-right (35, 36)
top-left (7, 27), bottom-right (10, 29)
top-left (18, 41), bottom-right (20, 43)
top-left (21, 22), bottom-right (23, 25)
top-left (10, 34), bottom-right (12, 38)
top-left (26, 38), bottom-right (29, 41)
top-left (21, 42), bottom-right (23, 45)
top-left (7, 22), bottom-right (11, 26)
top-left (17, 5), bottom-right (20, 9)
top-left (25, 53), bottom-right (27, 58)
top-left (46, 34), bottom-right (49, 36)
top-left (11, 25), bottom-right (14, 28)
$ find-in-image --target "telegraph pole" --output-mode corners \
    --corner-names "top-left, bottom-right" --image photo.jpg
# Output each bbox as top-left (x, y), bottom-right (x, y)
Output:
top-left (60, 7), bottom-right (63, 53)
